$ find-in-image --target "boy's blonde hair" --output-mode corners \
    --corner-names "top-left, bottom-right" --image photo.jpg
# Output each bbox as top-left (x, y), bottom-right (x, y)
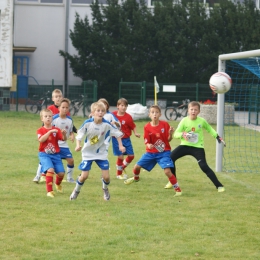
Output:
top-left (59, 98), bottom-right (71, 106)
top-left (40, 108), bottom-right (53, 118)
top-left (149, 104), bottom-right (161, 113)
top-left (117, 98), bottom-right (128, 107)
top-left (52, 89), bottom-right (63, 97)
top-left (98, 98), bottom-right (109, 111)
top-left (188, 101), bottom-right (200, 110)
top-left (91, 101), bottom-right (106, 113)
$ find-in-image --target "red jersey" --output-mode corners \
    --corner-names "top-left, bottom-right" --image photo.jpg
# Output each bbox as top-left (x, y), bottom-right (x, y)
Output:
top-left (37, 126), bottom-right (64, 154)
top-left (144, 120), bottom-right (171, 153)
top-left (112, 111), bottom-right (135, 139)
top-left (47, 104), bottom-right (70, 116)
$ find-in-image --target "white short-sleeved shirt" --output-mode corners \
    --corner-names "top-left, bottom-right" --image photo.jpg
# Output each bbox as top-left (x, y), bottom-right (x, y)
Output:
top-left (52, 114), bottom-right (73, 148)
top-left (76, 118), bottom-right (123, 160)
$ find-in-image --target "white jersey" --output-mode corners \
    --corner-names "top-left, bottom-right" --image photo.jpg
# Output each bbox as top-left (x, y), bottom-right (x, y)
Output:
top-left (52, 114), bottom-right (73, 148)
top-left (76, 117), bottom-right (123, 160)
top-left (104, 111), bottom-right (120, 126)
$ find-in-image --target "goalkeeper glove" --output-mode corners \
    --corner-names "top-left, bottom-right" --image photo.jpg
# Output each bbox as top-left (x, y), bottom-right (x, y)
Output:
top-left (182, 132), bottom-right (192, 141)
top-left (216, 135), bottom-right (226, 147)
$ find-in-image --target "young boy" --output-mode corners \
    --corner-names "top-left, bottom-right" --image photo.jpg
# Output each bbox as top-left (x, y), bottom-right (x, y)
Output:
top-left (37, 109), bottom-right (67, 198)
top-left (69, 101), bottom-right (126, 201)
top-left (124, 105), bottom-right (182, 197)
top-left (52, 98), bottom-right (75, 183)
top-left (33, 89), bottom-right (77, 183)
top-left (112, 98), bottom-right (140, 180)
top-left (164, 101), bottom-right (226, 192)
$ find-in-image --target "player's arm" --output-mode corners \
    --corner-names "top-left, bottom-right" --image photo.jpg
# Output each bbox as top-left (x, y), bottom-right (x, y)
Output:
top-left (133, 126), bottom-right (141, 138)
top-left (60, 129), bottom-right (67, 141)
top-left (116, 137), bottom-right (126, 153)
top-left (168, 126), bottom-right (174, 142)
top-left (69, 132), bottom-right (75, 142)
top-left (38, 129), bottom-right (57, 143)
top-left (203, 120), bottom-right (226, 146)
top-left (144, 126), bottom-right (153, 149)
top-left (173, 120), bottom-right (185, 139)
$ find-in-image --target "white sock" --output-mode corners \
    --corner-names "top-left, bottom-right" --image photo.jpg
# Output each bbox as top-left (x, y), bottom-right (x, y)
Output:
top-left (67, 165), bottom-right (74, 179)
top-left (36, 163), bottom-right (42, 178)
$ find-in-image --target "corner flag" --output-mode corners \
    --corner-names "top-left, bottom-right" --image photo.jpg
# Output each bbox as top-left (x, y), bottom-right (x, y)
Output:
top-left (154, 76), bottom-right (160, 105)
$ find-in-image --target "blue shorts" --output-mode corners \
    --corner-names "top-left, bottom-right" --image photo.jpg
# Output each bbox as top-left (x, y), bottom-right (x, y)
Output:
top-left (78, 159), bottom-right (109, 171)
top-left (59, 147), bottom-right (73, 159)
top-left (38, 152), bottom-right (65, 174)
top-left (136, 151), bottom-right (174, 172)
top-left (112, 137), bottom-right (134, 156)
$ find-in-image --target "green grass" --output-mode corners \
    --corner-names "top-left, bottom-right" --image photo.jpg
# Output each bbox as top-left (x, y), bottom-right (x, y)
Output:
top-left (0, 112), bottom-right (259, 260)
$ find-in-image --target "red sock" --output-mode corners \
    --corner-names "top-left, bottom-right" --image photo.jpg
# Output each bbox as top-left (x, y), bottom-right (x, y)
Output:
top-left (46, 171), bottom-right (54, 192)
top-left (169, 174), bottom-right (181, 192)
top-left (55, 174), bottom-right (64, 185)
top-left (133, 168), bottom-right (140, 180)
top-left (116, 158), bottom-right (124, 176)
top-left (122, 155), bottom-right (134, 170)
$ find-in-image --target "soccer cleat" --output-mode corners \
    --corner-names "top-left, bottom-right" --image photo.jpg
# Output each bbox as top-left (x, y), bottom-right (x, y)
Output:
top-left (174, 191), bottom-right (182, 197)
top-left (55, 184), bottom-right (63, 193)
top-left (33, 176), bottom-right (40, 183)
top-left (218, 187), bottom-right (225, 192)
top-left (124, 177), bottom-right (139, 185)
top-left (102, 188), bottom-right (110, 201)
top-left (39, 175), bottom-right (46, 183)
top-left (67, 177), bottom-right (75, 183)
top-left (47, 191), bottom-right (55, 198)
top-left (164, 181), bottom-right (172, 189)
top-left (116, 174), bottom-right (127, 180)
top-left (70, 189), bottom-right (80, 200)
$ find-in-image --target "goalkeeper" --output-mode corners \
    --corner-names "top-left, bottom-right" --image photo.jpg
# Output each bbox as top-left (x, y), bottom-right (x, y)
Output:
top-left (164, 101), bottom-right (225, 192)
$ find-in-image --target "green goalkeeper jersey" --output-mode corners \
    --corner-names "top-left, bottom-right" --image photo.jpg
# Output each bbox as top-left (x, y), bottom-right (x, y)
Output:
top-left (174, 116), bottom-right (218, 148)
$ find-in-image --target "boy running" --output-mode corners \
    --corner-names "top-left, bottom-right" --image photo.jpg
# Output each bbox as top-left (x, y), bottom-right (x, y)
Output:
top-left (69, 101), bottom-right (126, 201)
top-left (164, 101), bottom-right (225, 192)
top-left (37, 109), bottom-right (67, 198)
top-left (52, 98), bottom-right (75, 183)
top-left (124, 105), bottom-right (182, 196)
top-left (112, 98), bottom-right (140, 180)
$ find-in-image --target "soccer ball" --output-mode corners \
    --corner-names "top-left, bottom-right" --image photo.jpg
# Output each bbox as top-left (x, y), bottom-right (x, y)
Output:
top-left (209, 72), bottom-right (232, 94)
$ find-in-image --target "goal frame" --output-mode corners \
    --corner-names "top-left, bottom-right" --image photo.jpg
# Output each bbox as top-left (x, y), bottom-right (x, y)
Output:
top-left (216, 49), bottom-right (260, 172)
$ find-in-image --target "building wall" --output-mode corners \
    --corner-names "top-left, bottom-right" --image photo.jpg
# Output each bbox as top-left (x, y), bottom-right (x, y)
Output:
top-left (14, 2), bottom-right (92, 87)
top-left (0, 0), bottom-right (13, 88)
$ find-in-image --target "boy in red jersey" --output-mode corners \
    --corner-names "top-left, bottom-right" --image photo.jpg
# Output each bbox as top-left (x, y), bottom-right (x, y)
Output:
top-left (37, 109), bottom-right (67, 198)
top-left (124, 105), bottom-right (182, 197)
top-left (112, 98), bottom-right (140, 180)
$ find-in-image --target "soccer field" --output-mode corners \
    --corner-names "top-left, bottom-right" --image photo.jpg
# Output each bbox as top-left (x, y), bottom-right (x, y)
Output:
top-left (0, 112), bottom-right (259, 260)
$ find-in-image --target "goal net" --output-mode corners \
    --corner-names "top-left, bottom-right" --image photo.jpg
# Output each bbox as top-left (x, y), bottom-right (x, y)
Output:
top-left (216, 49), bottom-right (260, 173)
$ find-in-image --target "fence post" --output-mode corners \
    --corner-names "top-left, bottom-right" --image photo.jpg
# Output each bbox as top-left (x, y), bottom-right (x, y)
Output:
top-left (142, 81), bottom-right (146, 106)
top-left (196, 83), bottom-right (199, 101)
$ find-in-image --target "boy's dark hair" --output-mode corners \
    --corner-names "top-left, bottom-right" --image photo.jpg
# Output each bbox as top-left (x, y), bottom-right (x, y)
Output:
top-left (149, 104), bottom-right (161, 113)
top-left (188, 101), bottom-right (200, 110)
top-left (117, 98), bottom-right (128, 107)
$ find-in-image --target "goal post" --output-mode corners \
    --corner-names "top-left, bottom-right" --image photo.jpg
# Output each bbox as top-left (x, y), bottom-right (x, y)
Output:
top-left (216, 49), bottom-right (260, 172)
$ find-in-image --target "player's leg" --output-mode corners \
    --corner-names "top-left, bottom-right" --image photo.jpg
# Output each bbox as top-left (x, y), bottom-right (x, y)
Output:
top-left (70, 160), bottom-right (92, 200)
top-left (39, 153), bottom-right (55, 197)
top-left (59, 147), bottom-right (75, 183)
top-left (158, 151), bottom-right (182, 196)
top-left (52, 154), bottom-right (65, 194)
top-left (124, 153), bottom-right (156, 184)
top-left (165, 146), bottom-right (188, 189)
top-left (121, 138), bottom-right (135, 173)
top-left (112, 137), bottom-right (126, 179)
top-left (192, 148), bottom-right (225, 192)
top-left (97, 159), bottom-right (110, 200)
top-left (66, 157), bottom-right (75, 183)
top-left (33, 162), bottom-right (43, 183)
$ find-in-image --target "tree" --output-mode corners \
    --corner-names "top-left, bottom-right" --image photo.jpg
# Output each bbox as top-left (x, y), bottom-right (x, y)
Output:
top-left (60, 0), bottom-right (260, 104)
